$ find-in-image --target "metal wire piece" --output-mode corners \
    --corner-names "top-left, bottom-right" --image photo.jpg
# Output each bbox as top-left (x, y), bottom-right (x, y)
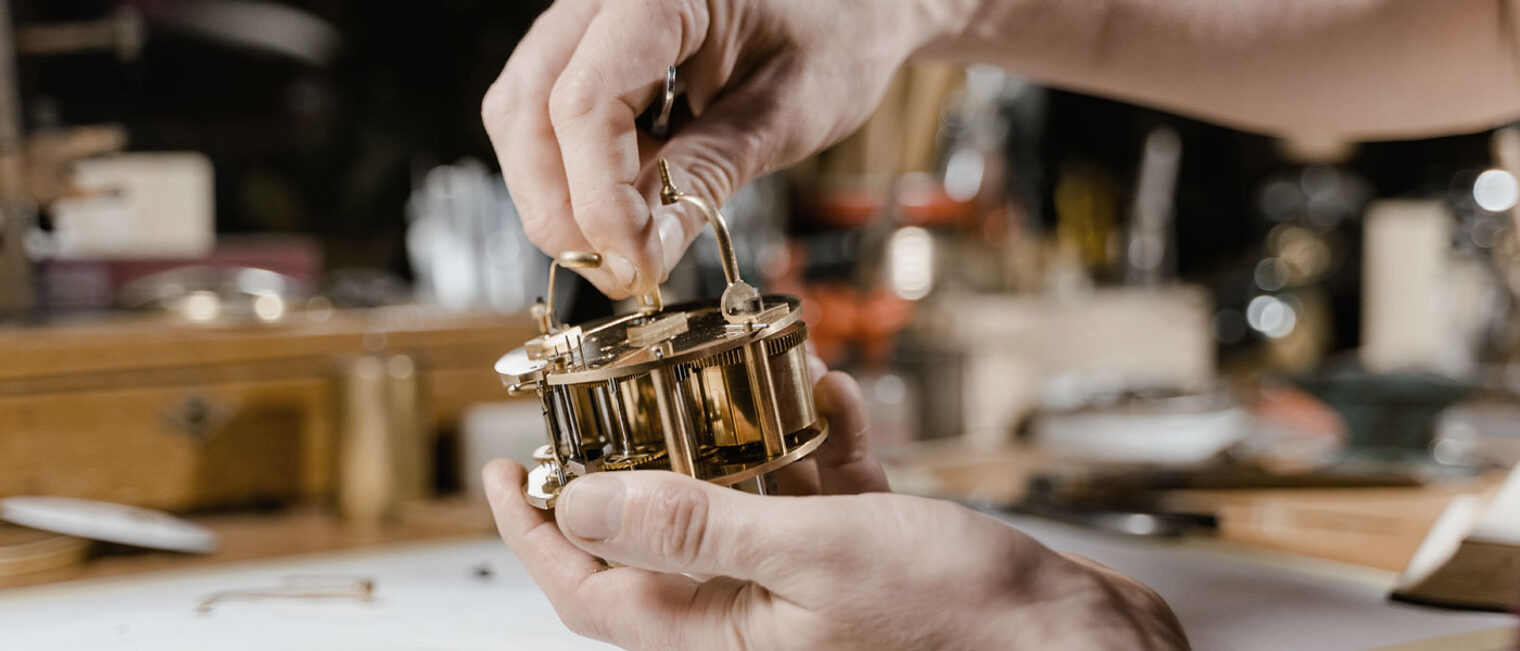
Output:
top-left (194, 575), bottom-right (375, 614)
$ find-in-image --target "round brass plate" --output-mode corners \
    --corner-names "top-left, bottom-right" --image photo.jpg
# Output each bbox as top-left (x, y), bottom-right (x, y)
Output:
top-left (705, 418), bottom-right (829, 487)
top-left (497, 295), bottom-right (804, 386)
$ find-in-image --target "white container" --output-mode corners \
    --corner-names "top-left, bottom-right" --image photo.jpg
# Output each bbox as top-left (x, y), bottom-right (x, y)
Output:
top-left (51, 152), bottom-right (215, 259)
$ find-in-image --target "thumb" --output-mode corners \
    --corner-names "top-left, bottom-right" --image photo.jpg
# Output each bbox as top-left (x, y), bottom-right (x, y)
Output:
top-left (554, 470), bottom-right (856, 598)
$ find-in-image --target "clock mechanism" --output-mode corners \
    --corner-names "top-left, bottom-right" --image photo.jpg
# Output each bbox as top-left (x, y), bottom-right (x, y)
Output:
top-left (497, 160), bottom-right (827, 508)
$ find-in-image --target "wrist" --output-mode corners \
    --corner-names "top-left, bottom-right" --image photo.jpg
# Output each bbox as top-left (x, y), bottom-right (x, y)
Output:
top-left (1049, 553), bottom-right (1190, 649)
top-left (982, 547), bottom-right (1187, 649)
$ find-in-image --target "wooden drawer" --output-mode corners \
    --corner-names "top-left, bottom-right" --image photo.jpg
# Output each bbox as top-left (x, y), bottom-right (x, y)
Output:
top-left (422, 365), bottom-right (513, 433)
top-left (0, 378), bottom-right (335, 511)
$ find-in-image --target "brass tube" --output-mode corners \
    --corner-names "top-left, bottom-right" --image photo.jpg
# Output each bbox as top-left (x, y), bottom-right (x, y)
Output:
top-left (743, 336), bottom-right (787, 456)
top-left (649, 366), bottom-right (698, 477)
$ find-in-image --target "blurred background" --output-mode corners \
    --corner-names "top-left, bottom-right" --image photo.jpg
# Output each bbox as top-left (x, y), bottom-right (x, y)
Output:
top-left (1, 0), bottom-right (1518, 623)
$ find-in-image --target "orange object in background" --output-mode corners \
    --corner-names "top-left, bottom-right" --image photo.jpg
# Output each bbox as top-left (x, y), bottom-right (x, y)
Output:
top-left (777, 179), bottom-right (973, 367)
top-left (896, 175), bottom-right (974, 229)
top-left (799, 176), bottom-right (974, 231)
top-left (770, 242), bottom-right (916, 368)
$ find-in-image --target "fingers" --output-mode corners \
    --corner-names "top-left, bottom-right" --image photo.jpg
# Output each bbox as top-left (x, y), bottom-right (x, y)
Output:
top-left (491, 0), bottom-right (811, 290)
top-left (771, 353), bottom-right (827, 494)
top-left (811, 371), bottom-right (890, 494)
top-left (554, 470), bottom-right (866, 598)
top-left (637, 65), bottom-right (810, 280)
top-left (805, 352), bottom-right (828, 384)
top-left (777, 358), bottom-right (889, 496)
top-left (550, 0), bottom-right (710, 294)
top-left (481, 459), bottom-right (609, 606)
top-left (772, 458), bottom-right (821, 496)
top-left (483, 0), bottom-right (629, 294)
top-left (482, 459), bottom-right (752, 649)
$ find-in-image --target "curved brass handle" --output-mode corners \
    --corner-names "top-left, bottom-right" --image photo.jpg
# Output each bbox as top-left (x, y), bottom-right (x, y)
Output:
top-left (533, 251), bottom-right (602, 334)
top-left (657, 159), bottom-right (762, 323)
top-left (658, 159), bottom-right (742, 286)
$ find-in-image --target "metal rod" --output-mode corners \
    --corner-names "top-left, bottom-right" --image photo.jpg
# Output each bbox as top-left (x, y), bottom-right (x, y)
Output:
top-left (593, 381), bottom-right (629, 456)
top-left (731, 473), bottom-right (777, 496)
top-left (742, 335), bottom-right (787, 456)
top-left (547, 386), bottom-right (580, 481)
top-left (649, 366), bottom-right (698, 477)
top-left (536, 389), bottom-right (569, 486)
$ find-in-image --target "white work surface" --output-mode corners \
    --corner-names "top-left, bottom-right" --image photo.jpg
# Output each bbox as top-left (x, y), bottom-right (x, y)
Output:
top-left (0, 513), bottom-right (1512, 650)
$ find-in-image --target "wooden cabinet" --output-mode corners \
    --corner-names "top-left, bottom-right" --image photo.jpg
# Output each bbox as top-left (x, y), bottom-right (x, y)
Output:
top-left (0, 309), bottom-right (534, 511)
top-left (0, 379), bottom-right (330, 509)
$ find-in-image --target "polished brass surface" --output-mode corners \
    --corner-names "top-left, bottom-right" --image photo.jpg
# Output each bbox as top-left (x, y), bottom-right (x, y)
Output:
top-left (636, 289), bottom-right (664, 313)
top-left (496, 296), bottom-right (803, 385)
top-left (743, 336), bottom-right (787, 456)
top-left (499, 159), bottom-right (826, 509)
top-left (650, 364), bottom-right (697, 476)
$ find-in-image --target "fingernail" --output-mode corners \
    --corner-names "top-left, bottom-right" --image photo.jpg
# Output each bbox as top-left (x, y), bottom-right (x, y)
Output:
top-left (482, 465), bottom-right (504, 504)
top-left (481, 459), bottom-right (512, 505)
top-left (559, 474), bottom-right (624, 541)
top-left (656, 211), bottom-right (685, 274)
top-left (605, 254), bottom-right (638, 293)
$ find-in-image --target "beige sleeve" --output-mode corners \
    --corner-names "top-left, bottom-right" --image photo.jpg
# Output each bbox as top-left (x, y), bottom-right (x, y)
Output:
top-left (915, 0), bottom-right (1520, 140)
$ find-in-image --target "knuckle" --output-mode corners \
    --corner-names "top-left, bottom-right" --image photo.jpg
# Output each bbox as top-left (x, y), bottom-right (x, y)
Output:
top-left (548, 73), bottom-right (602, 126)
top-left (673, 145), bottom-right (741, 202)
top-left (645, 0), bottom-right (706, 55)
top-left (622, 0), bottom-right (680, 21)
top-left (569, 191), bottom-right (631, 239)
top-left (671, 126), bottom-right (782, 205)
top-left (556, 605), bottom-right (604, 639)
top-left (641, 487), bottom-right (709, 565)
top-left (736, 120), bottom-right (787, 171)
top-left (666, 0), bottom-right (704, 41)
top-left (480, 79), bottom-right (518, 129)
top-left (519, 226), bottom-right (557, 256)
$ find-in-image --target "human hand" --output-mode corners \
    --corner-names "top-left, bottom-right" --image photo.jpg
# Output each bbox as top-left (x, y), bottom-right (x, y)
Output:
top-left (481, 0), bottom-right (944, 297)
top-left (483, 364), bottom-right (1187, 649)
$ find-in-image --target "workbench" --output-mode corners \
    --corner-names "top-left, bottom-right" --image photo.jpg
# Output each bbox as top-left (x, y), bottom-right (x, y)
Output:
top-left (0, 307), bottom-right (538, 510)
top-left (0, 505), bottom-right (1510, 650)
top-left (0, 313), bottom-right (1513, 648)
